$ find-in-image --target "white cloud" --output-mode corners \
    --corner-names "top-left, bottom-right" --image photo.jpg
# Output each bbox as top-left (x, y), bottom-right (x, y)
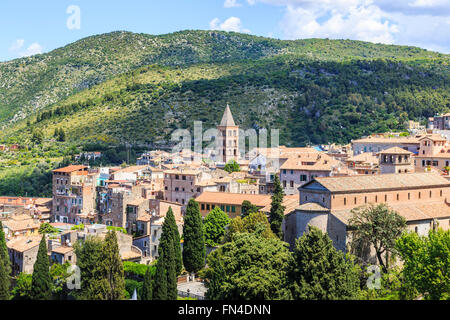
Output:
top-left (209, 17), bottom-right (251, 33)
top-left (19, 43), bottom-right (44, 58)
top-left (9, 39), bottom-right (25, 52)
top-left (224, 0), bottom-right (242, 8)
top-left (8, 39), bottom-right (44, 58)
top-left (246, 0), bottom-right (450, 52)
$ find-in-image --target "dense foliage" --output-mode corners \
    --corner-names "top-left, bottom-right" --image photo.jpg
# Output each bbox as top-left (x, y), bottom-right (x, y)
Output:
top-left (182, 199), bottom-right (206, 274)
top-left (269, 175), bottom-right (285, 239)
top-left (204, 232), bottom-right (292, 300)
top-left (30, 236), bottom-right (53, 300)
top-left (241, 200), bottom-right (258, 218)
top-left (396, 229), bottom-right (450, 300)
top-left (203, 207), bottom-right (230, 247)
top-left (349, 204), bottom-right (407, 271)
top-left (0, 221), bottom-right (11, 300)
top-left (223, 160), bottom-right (240, 173)
top-left (289, 226), bottom-right (360, 300)
top-left (225, 211), bottom-right (276, 242)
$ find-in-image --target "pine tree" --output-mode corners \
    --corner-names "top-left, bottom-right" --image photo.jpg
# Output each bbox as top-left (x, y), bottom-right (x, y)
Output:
top-left (165, 207), bottom-right (182, 275)
top-left (141, 267), bottom-right (153, 300)
top-left (94, 231), bottom-right (126, 300)
top-left (152, 251), bottom-right (167, 300)
top-left (30, 235), bottom-right (52, 300)
top-left (182, 199), bottom-right (206, 275)
top-left (0, 221), bottom-right (11, 300)
top-left (270, 175), bottom-right (285, 239)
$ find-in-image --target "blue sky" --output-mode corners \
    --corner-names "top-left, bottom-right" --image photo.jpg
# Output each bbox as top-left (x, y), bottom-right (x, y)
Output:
top-left (1, 0), bottom-right (449, 62)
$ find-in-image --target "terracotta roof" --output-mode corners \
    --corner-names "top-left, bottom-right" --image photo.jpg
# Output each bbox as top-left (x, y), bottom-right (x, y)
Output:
top-left (127, 198), bottom-right (148, 207)
top-left (3, 219), bottom-right (40, 232)
top-left (307, 173), bottom-right (450, 193)
top-left (378, 147), bottom-right (413, 155)
top-left (114, 165), bottom-right (148, 174)
top-left (296, 202), bottom-right (330, 212)
top-left (419, 134), bottom-right (447, 142)
top-left (260, 195), bottom-right (299, 215)
top-left (121, 251), bottom-right (142, 260)
top-left (352, 137), bottom-right (420, 144)
top-left (53, 165), bottom-right (88, 173)
top-left (7, 236), bottom-right (41, 252)
top-left (195, 192), bottom-right (272, 207)
top-left (346, 152), bottom-right (379, 164)
top-left (137, 214), bottom-right (151, 222)
top-left (331, 201), bottom-right (450, 224)
top-left (51, 246), bottom-right (74, 255)
top-left (280, 153), bottom-right (339, 171)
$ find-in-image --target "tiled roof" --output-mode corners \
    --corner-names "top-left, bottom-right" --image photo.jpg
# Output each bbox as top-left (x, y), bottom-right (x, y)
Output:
top-left (346, 152), bottom-right (379, 164)
top-left (418, 134), bottom-right (447, 142)
top-left (308, 172), bottom-right (450, 193)
top-left (260, 195), bottom-right (299, 215)
top-left (296, 202), bottom-right (330, 212)
top-left (113, 165), bottom-right (148, 174)
top-left (378, 147), bottom-right (413, 155)
top-left (7, 236), bottom-right (41, 252)
top-left (352, 137), bottom-right (420, 144)
top-left (331, 201), bottom-right (450, 224)
top-left (3, 219), bottom-right (40, 232)
top-left (51, 246), bottom-right (74, 254)
top-left (53, 165), bottom-right (88, 173)
top-left (195, 192), bottom-right (272, 207)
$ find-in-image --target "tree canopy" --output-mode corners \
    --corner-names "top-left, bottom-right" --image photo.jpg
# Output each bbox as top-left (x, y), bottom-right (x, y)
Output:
top-left (182, 199), bottom-right (206, 274)
top-left (203, 207), bottom-right (231, 247)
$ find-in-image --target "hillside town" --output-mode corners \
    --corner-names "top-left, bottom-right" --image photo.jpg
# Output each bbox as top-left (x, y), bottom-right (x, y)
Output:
top-left (1, 105), bottom-right (449, 300)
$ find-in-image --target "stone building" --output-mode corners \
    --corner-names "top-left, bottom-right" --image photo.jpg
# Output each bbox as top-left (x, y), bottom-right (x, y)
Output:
top-left (51, 165), bottom-right (97, 224)
top-left (378, 147), bottom-right (414, 174)
top-left (414, 134), bottom-right (450, 172)
top-left (284, 173), bottom-right (450, 256)
top-left (217, 105), bottom-right (239, 164)
top-left (7, 235), bottom-right (41, 275)
top-left (352, 136), bottom-right (420, 155)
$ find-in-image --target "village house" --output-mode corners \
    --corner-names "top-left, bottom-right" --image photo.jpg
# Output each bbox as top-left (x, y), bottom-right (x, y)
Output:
top-left (378, 147), bottom-right (414, 174)
top-left (428, 113), bottom-right (450, 130)
top-left (414, 134), bottom-right (450, 173)
top-left (284, 173), bottom-right (450, 260)
top-left (2, 213), bottom-right (41, 239)
top-left (7, 235), bottom-right (42, 276)
top-left (133, 199), bottom-right (183, 263)
top-left (352, 135), bottom-right (420, 155)
top-left (345, 152), bottom-right (379, 175)
top-left (51, 165), bottom-right (98, 224)
top-left (279, 150), bottom-right (341, 195)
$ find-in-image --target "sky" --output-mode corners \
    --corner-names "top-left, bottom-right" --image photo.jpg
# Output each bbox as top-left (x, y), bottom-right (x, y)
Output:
top-left (1, 0), bottom-right (449, 62)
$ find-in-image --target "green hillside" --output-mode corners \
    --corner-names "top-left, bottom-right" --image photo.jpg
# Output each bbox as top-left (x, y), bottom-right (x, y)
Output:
top-left (0, 30), bottom-right (449, 147)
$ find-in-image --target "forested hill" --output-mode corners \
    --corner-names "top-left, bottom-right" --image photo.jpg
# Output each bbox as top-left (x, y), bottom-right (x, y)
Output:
top-left (0, 30), bottom-right (449, 147)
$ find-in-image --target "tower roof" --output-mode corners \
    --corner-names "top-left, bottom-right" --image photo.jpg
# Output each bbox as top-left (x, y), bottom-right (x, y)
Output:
top-left (220, 104), bottom-right (236, 127)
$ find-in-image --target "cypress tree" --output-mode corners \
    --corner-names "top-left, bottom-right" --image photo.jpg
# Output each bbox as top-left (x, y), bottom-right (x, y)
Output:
top-left (94, 231), bottom-right (126, 300)
top-left (270, 175), bottom-right (285, 239)
top-left (166, 207), bottom-right (182, 275)
top-left (182, 199), bottom-right (206, 275)
top-left (153, 251), bottom-right (167, 300)
top-left (0, 221), bottom-right (11, 300)
top-left (165, 240), bottom-right (178, 300)
top-left (141, 267), bottom-right (153, 300)
top-left (31, 235), bottom-right (52, 300)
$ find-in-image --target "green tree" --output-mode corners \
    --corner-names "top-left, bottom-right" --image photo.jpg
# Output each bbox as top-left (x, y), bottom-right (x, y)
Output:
top-left (269, 175), bottom-right (285, 239)
top-left (396, 229), bottom-right (450, 300)
top-left (92, 231), bottom-right (126, 300)
top-left (58, 128), bottom-right (66, 142)
top-left (224, 160), bottom-right (240, 173)
top-left (39, 222), bottom-right (59, 234)
top-left (74, 236), bottom-right (104, 299)
top-left (0, 221), bottom-right (11, 300)
top-left (226, 211), bottom-right (276, 242)
top-left (141, 267), bottom-right (153, 300)
top-left (289, 226), bottom-right (360, 300)
top-left (182, 199), bottom-right (205, 275)
top-left (204, 232), bottom-right (292, 300)
top-left (165, 207), bottom-right (182, 275)
top-left (241, 200), bottom-right (258, 218)
top-left (152, 252), bottom-right (167, 300)
top-left (31, 129), bottom-right (44, 145)
top-left (203, 207), bottom-right (230, 247)
top-left (10, 273), bottom-right (32, 300)
top-left (30, 235), bottom-right (52, 300)
top-left (349, 204), bottom-right (406, 271)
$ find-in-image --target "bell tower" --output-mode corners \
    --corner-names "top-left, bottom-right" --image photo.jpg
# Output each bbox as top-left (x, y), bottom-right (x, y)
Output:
top-left (217, 104), bottom-right (239, 164)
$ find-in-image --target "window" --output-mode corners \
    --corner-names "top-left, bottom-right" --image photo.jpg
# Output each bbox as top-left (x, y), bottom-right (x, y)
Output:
top-left (354, 197), bottom-right (357, 205)
top-left (440, 190), bottom-right (443, 197)
top-left (429, 191), bottom-right (432, 198)
top-left (375, 195), bottom-right (378, 203)
top-left (365, 196), bottom-right (367, 204)
top-left (344, 198), bottom-right (347, 205)
top-left (175, 175), bottom-right (179, 180)
top-left (182, 176), bottom-right (186, 180)
top-left (397, 194), bottom-right (399, 201)
top-left (206, 204), bottom-right (210, 211)
top-left (226, 206), bottom-right (230, 212)
top-left (290, 181), bottom-right (294, 188)
top-left (300, 175), bottom-right (307, 182)
top-left (408, 193), bottom-right (410, 200)
top-left (290, 170), bottom-right (294, 175)
top-left (283, 181), bottom-right (287, 188)
top-left (415, 227), bottom-right (418, 234)
top-left (418, 192), bottom-right (421, 199)
top-left (231, 206), bottom-right (236, 213)
top-left (283, 170), bottom-right (287, 174)
top-left (385, 195), bottom-right (388, 202)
